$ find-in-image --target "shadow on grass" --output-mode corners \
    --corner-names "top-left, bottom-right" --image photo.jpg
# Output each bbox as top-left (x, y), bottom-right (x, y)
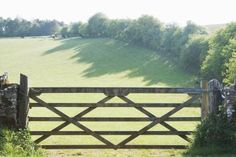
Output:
top-left (44, 37), bottom-right (194, 86)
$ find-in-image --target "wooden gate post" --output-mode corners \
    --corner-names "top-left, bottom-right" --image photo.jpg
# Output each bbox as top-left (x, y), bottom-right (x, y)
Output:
top-left (200, 79), bottom-right (222, 120)
top-left (18, 74), bottom-right (29, 129)
top-left (208, 79), bottom-right (222, 114)
top-left (200, 80), bottom-right (209, 120)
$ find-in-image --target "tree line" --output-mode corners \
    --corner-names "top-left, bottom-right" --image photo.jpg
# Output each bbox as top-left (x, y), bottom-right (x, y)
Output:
top-left (1, 13), bottom-right (236, 84)
top-left (61, 13), bottom-right (209, 76)
top-left (0, 17), bottom-right (63, 37)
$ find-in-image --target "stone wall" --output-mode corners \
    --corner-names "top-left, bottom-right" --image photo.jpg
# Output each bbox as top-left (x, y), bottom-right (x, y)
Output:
top-left (0, 73), bottom-right (18, 127)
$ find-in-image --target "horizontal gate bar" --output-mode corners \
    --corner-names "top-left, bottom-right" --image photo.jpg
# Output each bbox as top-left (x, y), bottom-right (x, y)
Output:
top-left (30, 131), bottom-right (194, 135)
top-left (29, 117), bottom-right (201, 121)
top-left (40, 145), bottom-right (188, 149)
top-left (30, 103), bottom-right (201, 108)
top-left (30, 87), bottom-right (206, 94)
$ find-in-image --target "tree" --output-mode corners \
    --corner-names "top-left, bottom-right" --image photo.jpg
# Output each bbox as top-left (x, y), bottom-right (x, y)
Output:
top-left (106, 19), bottom-right (131, 40)
top-left (123, 15), bottom-right (163, 50)
top-left (60, 27), bottom-right (69, 38)
top-left (0, 17), bottom-right (64, 37)
top-left (137, 15), bottom-right (163, 50)
top-left (223, 39), bottom-right (236, 84)
top-left (161, 24), bottom-right (183, 58)
top-left (17, 19), bottom-right (31, 37)
top-left (69, 22), bottom-right (82, 37)
top-left (78, 23), bottom-right (89, 37)
top-left (0, 17), bottom-right (5, 36)
top-left (87, 13), bottom-right (110, 37)
top-left (4, 18), bottom-right (20, 37)
top-left (180, 21), bottom-right (207, 47)
top-left (180, 35), bottom-right (209, 74)
top-left (201, 22), bottom-right (236, 81)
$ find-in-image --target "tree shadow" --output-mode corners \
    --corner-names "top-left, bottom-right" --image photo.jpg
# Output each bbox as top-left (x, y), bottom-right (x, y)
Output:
top-left (44, 38), bottom-right (194, 86)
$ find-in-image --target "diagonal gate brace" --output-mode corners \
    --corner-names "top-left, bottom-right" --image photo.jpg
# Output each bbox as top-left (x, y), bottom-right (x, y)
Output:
top-left (30, 95), bottom-right (116, 148)
top-left (117, 95), bottom-right (199, 148)
top-left (118, 96), bottom-right (192, 142)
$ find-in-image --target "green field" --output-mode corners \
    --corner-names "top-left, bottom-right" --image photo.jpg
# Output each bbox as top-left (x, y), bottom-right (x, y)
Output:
top-left (0, 37), bottom-right (194, 87)
top-left (0, 37), bottom-right (199, 157)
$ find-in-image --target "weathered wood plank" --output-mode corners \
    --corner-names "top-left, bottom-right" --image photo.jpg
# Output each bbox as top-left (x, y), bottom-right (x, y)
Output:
top-left (30, 131), bottom-right (194, 135)
top-left (18, 74), bottom-right (29, 128)
top-left (201, 81), bottom-right (209, 120)
top-left (29, 87), bottom-right (206, 94)
top-left (30, 103), bottom-right (201, 108)
top-left (40, 145), bottom-right (188, 149)
top-left (29, 117), bottom-right (201, 121)
top-left (208, 79), bottom-right (222, 114)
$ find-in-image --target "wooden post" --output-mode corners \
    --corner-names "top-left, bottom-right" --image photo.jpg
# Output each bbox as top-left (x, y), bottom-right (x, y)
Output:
top-left (18, 74), bottom-right (29, 129)
top-left (208, 79), bottom-right (222, 114)
top-left (200, 80), bottom-right (209, 120)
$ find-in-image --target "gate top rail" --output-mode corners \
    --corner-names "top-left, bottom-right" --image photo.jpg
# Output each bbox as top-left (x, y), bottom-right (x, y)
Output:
top-left (29, 87), bottom-right (207, 95)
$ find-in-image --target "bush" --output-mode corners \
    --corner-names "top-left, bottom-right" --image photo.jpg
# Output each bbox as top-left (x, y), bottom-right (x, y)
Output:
top-left (0, 126), bottom-right (43, 157)
top-left (186, 110), bottom-right (236, 156)
top-left (180, 35), bottom-right (209, 74)
top-left (201, 22), bottom-right (236, 81)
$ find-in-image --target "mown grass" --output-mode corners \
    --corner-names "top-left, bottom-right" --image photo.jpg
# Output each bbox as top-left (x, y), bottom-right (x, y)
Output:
top-left (0, 37), bottom-right (194, 87)
top-left (0, 37), bottom-right (231, 156)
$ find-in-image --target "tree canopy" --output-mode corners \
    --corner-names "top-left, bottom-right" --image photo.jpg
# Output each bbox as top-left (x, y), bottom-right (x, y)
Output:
top-left (0, 18), bottom-right (63, 37)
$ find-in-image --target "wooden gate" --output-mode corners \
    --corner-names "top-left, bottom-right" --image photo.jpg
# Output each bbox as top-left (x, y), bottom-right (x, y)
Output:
top-left (28, 86), bottom-right (205, 149)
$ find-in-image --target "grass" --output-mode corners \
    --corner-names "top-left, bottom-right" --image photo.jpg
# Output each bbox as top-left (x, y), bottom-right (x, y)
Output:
top-left (0, 37), bottom-right (229, 156)
top-left (0, 37), bottom-right (194, 87)
top-left (0, 126), bottom-right (43, 157)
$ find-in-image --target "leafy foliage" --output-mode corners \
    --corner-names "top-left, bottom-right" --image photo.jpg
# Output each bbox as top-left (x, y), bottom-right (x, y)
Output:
top-left (60, 27), bottom-right (69, 38)
top-left (124, 15), bottom-right (163, 50)
top-left (224, 39), bottom-right (236, 84)
top-left (186, 111), bottom-right (236, 156)
top-left (201, 22), bottom-right (236, 82)
top-left (180, 35), bottom-right (209, 74)
top-left (161, 24), bottom-right (183, 59)
top-left (87, 13), bottom-right (110, 37)
top-left (0, 18), bottom-right (63, 37)
top-left (60, 13), bottom-right (205, 72)
top-left (0, 126), bottom-right (43, 157)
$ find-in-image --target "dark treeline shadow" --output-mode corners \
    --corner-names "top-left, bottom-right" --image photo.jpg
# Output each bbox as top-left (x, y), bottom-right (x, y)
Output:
top-left (44, 37), bottom-right (194, 86)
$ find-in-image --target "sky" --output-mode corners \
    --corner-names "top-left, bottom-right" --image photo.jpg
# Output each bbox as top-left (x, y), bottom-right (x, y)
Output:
top-left (0, 0), bottom-right (235, 26)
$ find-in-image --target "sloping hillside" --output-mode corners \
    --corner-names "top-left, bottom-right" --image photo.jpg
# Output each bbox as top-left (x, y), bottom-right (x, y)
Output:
top-left (0, 37), bottom-right (194, 87)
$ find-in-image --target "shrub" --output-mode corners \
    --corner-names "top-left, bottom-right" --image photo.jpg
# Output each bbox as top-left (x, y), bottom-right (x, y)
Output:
top-left (0, 126), bottom-right (44, 157)
top-left (186, 110), bottom-right (236, 156)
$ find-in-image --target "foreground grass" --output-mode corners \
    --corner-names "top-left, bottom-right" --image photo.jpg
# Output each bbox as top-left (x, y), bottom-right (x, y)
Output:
top-left (0, 127), bottom-right (43, 157)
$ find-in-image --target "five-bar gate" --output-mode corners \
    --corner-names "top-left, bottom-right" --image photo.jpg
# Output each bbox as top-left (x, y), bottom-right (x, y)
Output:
top-left (28, 86), bottom-right (205, 149)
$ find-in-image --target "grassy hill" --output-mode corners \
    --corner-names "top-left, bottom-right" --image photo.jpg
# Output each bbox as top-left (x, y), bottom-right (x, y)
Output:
top-left (0, 37), bottom-right (194, 87)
